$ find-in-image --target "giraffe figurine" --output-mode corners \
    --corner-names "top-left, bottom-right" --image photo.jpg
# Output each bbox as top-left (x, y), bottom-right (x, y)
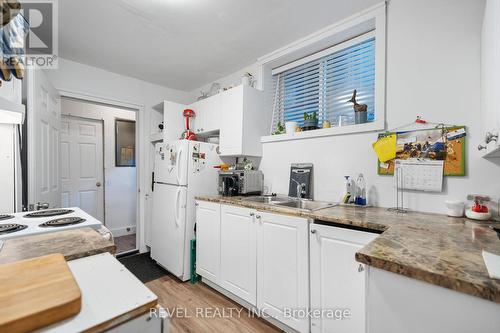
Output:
top-left (347, 89), bottom-right (368, 113)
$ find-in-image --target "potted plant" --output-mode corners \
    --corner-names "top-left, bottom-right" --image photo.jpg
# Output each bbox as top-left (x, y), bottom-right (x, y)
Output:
top-left (303, 112), bottom-right (318, 130)
top-left (272, 122), bottom-right (285, 135)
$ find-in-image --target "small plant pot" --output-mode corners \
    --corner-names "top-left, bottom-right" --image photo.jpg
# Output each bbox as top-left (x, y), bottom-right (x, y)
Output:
top-left (303, 119), bottom-right (318, 130)
top-left (285, 121), bottom-right (298, 134)
top-left (355, 111), bottom-right (368, 124)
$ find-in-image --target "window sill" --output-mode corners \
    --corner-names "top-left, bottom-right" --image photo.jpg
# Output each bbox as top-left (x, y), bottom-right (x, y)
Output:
top-left (260, 120), bottom-right (384, 143)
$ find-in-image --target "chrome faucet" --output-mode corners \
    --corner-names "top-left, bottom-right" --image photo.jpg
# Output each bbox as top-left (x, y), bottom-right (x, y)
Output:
top-left (291, 178), bottom-right (306, 200)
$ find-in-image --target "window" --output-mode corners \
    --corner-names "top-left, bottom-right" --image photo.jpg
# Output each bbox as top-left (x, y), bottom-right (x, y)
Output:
top-left (115, 119), bottom-right (136, 167)
top-left (271, 34), bottom-right (376, 132)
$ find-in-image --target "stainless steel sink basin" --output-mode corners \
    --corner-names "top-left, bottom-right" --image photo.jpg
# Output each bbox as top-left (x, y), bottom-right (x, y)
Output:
top-left (274, 200), bottom-right (336, 211)
top-left (242, 196), bottom-right (292, 204)
top-left (242, 196), bottom-right (336, 212)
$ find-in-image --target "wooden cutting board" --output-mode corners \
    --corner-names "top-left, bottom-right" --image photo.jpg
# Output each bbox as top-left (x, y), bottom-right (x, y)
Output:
top-left (0, 227), bottom-right (116, 265)
top-left (0, 253), bottom-right (82, 333)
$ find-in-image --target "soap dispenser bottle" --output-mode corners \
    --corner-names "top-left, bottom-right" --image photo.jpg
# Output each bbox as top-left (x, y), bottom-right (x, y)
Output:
top-left (355, 173), bottom-right (366, 206)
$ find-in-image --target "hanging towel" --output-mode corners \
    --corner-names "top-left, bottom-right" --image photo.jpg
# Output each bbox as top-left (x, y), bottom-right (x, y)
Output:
top-left (1, 12), bottom-right (29, 58)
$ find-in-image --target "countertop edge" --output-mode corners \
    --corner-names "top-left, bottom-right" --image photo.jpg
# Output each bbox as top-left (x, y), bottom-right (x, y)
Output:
top-left (355, 252), bottom-right (500, 303)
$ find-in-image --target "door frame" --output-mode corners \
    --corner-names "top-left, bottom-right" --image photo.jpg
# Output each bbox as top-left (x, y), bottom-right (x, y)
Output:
top-left (57, 89), bottom-right (146, 253)
top-left (60, 114), bottom-right (105, 223)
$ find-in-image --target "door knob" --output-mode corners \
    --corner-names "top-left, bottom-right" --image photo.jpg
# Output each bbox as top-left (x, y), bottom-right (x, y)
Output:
top-left (478, 144), bottom-right (487, 151)
top-left (96, 182), bottom-right (102, 187)
top-left (358, 264), bottom-right (365, 273)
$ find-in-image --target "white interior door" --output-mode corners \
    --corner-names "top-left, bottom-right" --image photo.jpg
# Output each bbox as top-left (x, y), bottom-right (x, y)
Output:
top-left (27, 68), bottom-right (61, 210)
top-left (60, 115), bottom-right (104, 221)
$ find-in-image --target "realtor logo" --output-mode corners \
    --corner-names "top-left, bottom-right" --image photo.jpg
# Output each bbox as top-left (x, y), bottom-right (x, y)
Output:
top-left (24, 1), bottom-right (53, 53)
top-left (15, 0), bottom-right (58, 68)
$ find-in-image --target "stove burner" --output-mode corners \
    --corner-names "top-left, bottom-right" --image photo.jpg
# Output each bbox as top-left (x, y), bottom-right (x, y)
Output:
top-left (0, 223), bottom-right (28, 235)
top-left (24, 209), bottom-right (74, 218)
top-left (39, 217), bottom-right (86, 228)
top-left (0, 214), bottom-right (14, 221)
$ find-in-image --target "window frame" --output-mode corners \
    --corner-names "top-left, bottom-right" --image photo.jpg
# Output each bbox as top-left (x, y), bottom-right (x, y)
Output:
top-left (259, 2), bottom-right (386, 143)
top-left (272, 31), bottom-right (376, 130)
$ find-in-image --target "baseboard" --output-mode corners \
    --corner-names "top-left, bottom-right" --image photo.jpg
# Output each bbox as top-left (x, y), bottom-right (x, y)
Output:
top-left (110, 225), bottom-right (136, 237)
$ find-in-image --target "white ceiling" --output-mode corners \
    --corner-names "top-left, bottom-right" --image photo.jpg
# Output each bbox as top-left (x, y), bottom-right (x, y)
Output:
top-left (59, 0), bottom-right (379, 91)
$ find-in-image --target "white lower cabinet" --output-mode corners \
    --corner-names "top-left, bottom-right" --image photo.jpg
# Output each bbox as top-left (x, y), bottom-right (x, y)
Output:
top-left (310, 224), bottom-right (378, 333)
top-left (195, 201), bottom-right (221, 283)
top-left (196, 202), bottom-right (375, 333)
top-left (220, 205), bottom-right (257, 305)
top-left (256, 211), bottom-right (310, 333)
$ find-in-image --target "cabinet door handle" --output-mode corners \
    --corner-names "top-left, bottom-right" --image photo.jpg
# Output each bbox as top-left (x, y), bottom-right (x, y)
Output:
top-left (250, 212), bottom-right (255, 217)
top-left (478, 144), bottom-right (487, 151)
top-left (310, 229), bottom-right (317, 234)
top-left (255, 215), bottom-right (261, 219)
top-left (358, 264), bottom-right (365, 273)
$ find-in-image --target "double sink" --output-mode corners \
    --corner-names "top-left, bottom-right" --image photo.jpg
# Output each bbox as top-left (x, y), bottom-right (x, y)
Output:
top-left (241, 195), bottom-right (336, 212)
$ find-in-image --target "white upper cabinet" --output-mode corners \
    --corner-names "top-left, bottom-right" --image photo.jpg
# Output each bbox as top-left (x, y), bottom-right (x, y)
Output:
top-left (0, 78), bottom-right (24, 124)
top-left (0, 78), bottom-right (22, 105)
top-left (190, 94), bottom-right (222, 134)
top-left (159, 85), bottom-right (268, 157)
top-left (219, 85), bottom-right (268, 157)
top-left (220, 205), bottom-right (257, 305)
top-left (480, 0), bottom-right (500, 157)
top-left (310, 224), bottom-right (378, 333)
top-left (256, 211), bottom-right (309, 333)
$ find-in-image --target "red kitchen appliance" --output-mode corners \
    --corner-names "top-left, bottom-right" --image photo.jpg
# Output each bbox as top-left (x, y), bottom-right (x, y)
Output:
top-left (181, 109), bottom-right (197, 141)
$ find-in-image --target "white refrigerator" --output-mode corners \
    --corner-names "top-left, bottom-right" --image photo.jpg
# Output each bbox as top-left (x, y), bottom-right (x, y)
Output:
top-left (151, 140), bottom-right (222, 281)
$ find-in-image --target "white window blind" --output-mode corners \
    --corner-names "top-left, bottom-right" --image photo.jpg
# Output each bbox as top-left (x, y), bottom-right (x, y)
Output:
top-left (271, 35), bottom-right (376, 132)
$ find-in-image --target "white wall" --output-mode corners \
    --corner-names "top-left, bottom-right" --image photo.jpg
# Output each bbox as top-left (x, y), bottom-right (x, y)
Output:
top-left (191, 0), bottom-right (500, 215)
top-left (61, 98), bottom-right (137, 236)
top-left (45, 58), bottom-right (192, 251)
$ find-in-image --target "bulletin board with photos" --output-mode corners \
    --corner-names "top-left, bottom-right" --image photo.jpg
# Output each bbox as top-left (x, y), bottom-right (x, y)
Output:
top-left (377, 126), bottom-right (466, 176)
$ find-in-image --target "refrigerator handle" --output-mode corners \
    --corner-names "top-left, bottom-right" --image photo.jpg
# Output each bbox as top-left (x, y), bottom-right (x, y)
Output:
top-left (174, 187), bottom-right (181, 228)
top-left (176, 147), bottom-right (184, 184)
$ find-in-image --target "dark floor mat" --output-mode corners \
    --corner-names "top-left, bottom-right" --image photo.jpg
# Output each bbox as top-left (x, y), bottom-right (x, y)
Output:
top-left (118, 252), bottom-right (168, 283)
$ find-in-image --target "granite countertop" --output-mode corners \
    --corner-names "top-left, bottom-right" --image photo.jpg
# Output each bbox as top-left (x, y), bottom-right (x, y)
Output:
top-left (0, 228), bottom-right (116, 264)
top-left (196, 195), bottom-right (500, 304)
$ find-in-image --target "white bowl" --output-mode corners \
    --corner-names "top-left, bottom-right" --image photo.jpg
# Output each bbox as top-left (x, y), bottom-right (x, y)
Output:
top-left (445, 200), bottom-right (464, 217)
top-left (465, 209), bottom-right (492, 221)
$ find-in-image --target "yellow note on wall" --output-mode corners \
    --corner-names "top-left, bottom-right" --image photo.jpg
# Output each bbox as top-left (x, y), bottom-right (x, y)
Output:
top-left (372, 134), bottom-right (396, 163)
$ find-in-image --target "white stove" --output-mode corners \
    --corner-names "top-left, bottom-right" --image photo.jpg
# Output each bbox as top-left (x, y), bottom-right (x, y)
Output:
top-left (0, 207), bottom-right (103, 241)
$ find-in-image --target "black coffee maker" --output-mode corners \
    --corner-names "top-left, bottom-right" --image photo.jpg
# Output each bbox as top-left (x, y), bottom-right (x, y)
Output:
top-left (219, 173), bottom-right (240, 196)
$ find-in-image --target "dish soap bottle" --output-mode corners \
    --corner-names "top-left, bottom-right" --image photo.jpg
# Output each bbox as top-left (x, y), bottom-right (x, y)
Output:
top-left (342, 176), bottom-right (353, 204)
top-left (355, 173), bottom-right (366, 206)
